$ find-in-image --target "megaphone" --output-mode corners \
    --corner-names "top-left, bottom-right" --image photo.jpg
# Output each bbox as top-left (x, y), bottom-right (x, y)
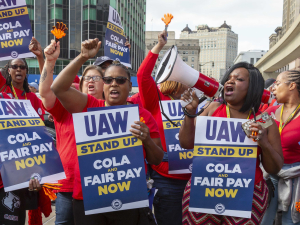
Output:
top-left (155, 45), bottom-right (224, 99)
top-left (262, 89), bottom-right (275, 104)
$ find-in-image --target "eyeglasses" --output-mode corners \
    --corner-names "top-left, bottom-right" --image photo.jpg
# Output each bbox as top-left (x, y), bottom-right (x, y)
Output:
top-left (10, 65), bottom-right (27, 70)
top-left (83, 75), bottom-right (102, 82)
top-left (102, 76), bottom-right (129, 85)
top-left (271, 81), bottom-right (290, 89)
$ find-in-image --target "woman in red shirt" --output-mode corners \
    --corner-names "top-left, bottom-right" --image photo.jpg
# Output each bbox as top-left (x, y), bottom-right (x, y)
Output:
top-left (179, 62), bottom-right (283, 224)
top-left (137, 30), bottom-right (190, 225)
top-left (0, 58), bottom-right (45, 120)
top-left (261, 70), bottom-right (300, 225)
top-left (50, 38), bottom-right (164, 225)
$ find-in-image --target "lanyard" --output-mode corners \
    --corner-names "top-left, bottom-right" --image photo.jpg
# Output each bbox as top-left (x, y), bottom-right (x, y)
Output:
top-left (226, 105), bottom-right (251, 119)
top-left (11, 82), bottom-right (26, 100)
top-left (279, 104), bottom-right (300, 135)
top-left (168, 95), bottom-right (174, 100)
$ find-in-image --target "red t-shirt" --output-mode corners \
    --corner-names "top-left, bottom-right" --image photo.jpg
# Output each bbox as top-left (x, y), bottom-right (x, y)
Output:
top-left (137, 51), bottom-right (191, 180)
top-left (42, 98), bottom-right (82, 192)
top-left (0, 72), bottom-right (45, 120)
top-left (128, 93), bottom-right (143, 107)
top-left (212, 104), bottom-right (263, 185)
top-left (0, 92), bottom-right (11, 189)
top-left (266, 105), bottom-right (300, 164)
top-left (72, 94), bottom-right (160, 200)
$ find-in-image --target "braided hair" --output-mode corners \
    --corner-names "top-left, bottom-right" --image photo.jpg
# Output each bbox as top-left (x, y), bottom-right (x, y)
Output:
top-left (6, 58), bottom-right (30, 93)
top-left (286, 70), bottom-right (300, 95)
top-left (105, 60), bottom-right (131, 80)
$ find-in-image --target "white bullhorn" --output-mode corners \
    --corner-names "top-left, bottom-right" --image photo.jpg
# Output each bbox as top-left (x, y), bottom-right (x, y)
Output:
top-left (155, 45), bottom-right (223, 107)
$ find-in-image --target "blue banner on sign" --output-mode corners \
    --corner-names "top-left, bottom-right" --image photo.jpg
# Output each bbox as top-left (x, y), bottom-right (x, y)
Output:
top-left (104, 6), bottom-right (131, 68)
top-left (160, 100), bottom-right (207, 174)
top-left (0, 0), bottom-right (34, 61)
top-left (189, 117), bottom-right (258, 218)
top-left (0, 99), bottom-right (65, 192)
top-left (73, 105), bottom-right (148, 214)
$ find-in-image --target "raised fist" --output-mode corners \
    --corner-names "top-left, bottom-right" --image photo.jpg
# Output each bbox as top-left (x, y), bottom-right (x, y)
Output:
top-left (81, 38), bottom-right (101, 59)
top-left (161, 13), bottom-right (174, 26)
top-left (29, 37), bottom-right (43, 57)
top-left (44, 40), bottom-right (60, 62)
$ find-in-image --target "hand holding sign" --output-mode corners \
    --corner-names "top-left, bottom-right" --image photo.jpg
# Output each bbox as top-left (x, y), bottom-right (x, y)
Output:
top-left (44, 40), bottom-right (60, 62)
top-left (81, 38), bottom-right (102, 60)
top-left (130, 121), bottom-right (150, 142)
top-left (248, 122), bottom-right (267, 144)
top-left (29, 37), bottom-right (43, 57)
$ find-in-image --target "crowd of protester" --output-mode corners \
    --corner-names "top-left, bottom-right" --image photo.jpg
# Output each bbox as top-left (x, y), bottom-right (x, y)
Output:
top-left (1, 29), bottom-right (300, 225)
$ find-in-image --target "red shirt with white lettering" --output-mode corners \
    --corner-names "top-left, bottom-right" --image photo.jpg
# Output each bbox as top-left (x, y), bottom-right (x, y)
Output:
top-left (42, 98), bottom-right (82, 192)
top-left (0, 92), bottom-right (11, 189)
top-left (137, 51), bottom-right (191, 180)
top-left (72, 94), bottom-right (160, 200)
top-left (266, 105), bottom-right (300, 164)
top-left (0, 72), bottom-right (45, 120)
top-left (212, 104), bottom-right (263, 185)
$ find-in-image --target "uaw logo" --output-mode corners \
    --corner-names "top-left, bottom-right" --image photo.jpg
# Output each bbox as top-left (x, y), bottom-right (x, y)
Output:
top-left (30, 173), bottom-right (42, 182)
top-left (11, 51), bottom-right (18, 58)
top-left (215, 203), bottom-right (225, 214)
top-left (2, 192), bottom-right (21, 212)
top-left (189, 163), bottom-right (193, 172)
top-left (111, 199), bottom-right (122, 210)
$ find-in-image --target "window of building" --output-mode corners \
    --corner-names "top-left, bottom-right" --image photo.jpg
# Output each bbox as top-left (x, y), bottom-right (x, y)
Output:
top-left (50, 7), bottom-right (63, 20)
top-left (26, 0), bottom-right (34, 5)
top-left (192, 51), bottom-right (194, 54)
top-left (27, 8), bottom-right (34, 20)
top-left (89, 8), bottom-right (97, 20)
top-left (192, 57), bottom-right (194, 62)
top-left (50, 0), bottom-right (63, 4)
top-left (256, 58), bottom-right (260, 62)
top-left (250, 58), bottom-right (254, 64)
top-left (191, 64), bottom-right (194, 68)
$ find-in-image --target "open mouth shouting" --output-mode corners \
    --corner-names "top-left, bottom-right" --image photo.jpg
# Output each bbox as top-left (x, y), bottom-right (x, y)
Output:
top-left (110, 89), bottom-right (120, 98)
top-left (225, 85), bottom-right (234, 96)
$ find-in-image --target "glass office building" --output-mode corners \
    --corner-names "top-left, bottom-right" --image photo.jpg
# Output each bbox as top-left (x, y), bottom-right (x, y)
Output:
top-left (24, 0), bottom-right (146, 75)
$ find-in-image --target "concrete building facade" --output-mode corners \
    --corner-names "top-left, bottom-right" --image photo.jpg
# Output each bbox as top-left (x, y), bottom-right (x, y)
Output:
top-left (269, 0), bottom-right (300, 48)
top-left (22, 0), bottom-right (146, 76)
top-left (179, 21), bottom-right (238, 81)
top-left (145, 31), bottom-right (200, 77)
top-left (233, 50), bottom-right (267, 65)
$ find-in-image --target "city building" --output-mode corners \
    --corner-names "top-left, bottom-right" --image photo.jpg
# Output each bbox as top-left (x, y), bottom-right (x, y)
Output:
top-left (233, 50), bottom-right (267, 65)
top-left (145, 31), bottom-right (200, 77)
top-left (19, 0), bottom-right (146, 76)
top-left (258, 0), bottom-right (300, 79)
top-left (269, 0), bottom-right (300, 48)
top-left (180, 21), bottom-right (238, 81)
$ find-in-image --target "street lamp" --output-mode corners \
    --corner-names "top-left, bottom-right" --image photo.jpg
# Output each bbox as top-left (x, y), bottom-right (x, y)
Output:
top-left (199, 61), bottom-right (214, 73)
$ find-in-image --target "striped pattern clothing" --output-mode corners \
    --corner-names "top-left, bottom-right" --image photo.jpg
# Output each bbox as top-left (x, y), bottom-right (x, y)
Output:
top-left (182, 178), bottom-right (269, 225)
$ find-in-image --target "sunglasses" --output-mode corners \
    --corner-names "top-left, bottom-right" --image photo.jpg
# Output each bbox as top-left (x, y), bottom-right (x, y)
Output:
top-left (83, 75), bottom-right (102, 82)
top-left (102, 76), bottom-right (129, 85)
top-left (10, 65), bottom-right (27, 70)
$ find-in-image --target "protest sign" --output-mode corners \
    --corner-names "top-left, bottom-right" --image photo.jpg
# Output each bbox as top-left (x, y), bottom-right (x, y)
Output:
top-left (73, 105), bottom-right (148, 215)
top-left (160, 100), bottom-right (207, 174)
top-left (104, 6), bottom-right (131, 67)
top-left (189, 117), bottom-right (257, 218)
top-left (0, 99), bottom-right (65, 192)
top-left (0, 0), bottom-right (34, 61)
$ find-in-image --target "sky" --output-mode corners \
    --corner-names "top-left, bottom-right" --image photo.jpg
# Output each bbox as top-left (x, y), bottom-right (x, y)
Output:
top-left (146, 0), bottom-right (283, 53)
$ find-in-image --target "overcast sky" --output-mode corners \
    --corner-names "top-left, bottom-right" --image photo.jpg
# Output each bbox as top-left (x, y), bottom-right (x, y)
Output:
top-left (146, 0), bottom-right (283, 53)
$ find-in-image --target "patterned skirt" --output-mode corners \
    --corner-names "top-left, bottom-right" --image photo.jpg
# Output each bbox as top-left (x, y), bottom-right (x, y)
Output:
top-left (182, 178), bottom-right (269, 225)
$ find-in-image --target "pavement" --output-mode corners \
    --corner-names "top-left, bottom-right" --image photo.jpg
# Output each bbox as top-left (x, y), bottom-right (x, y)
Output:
top-left (25, 206), bottom-right (56, 225)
